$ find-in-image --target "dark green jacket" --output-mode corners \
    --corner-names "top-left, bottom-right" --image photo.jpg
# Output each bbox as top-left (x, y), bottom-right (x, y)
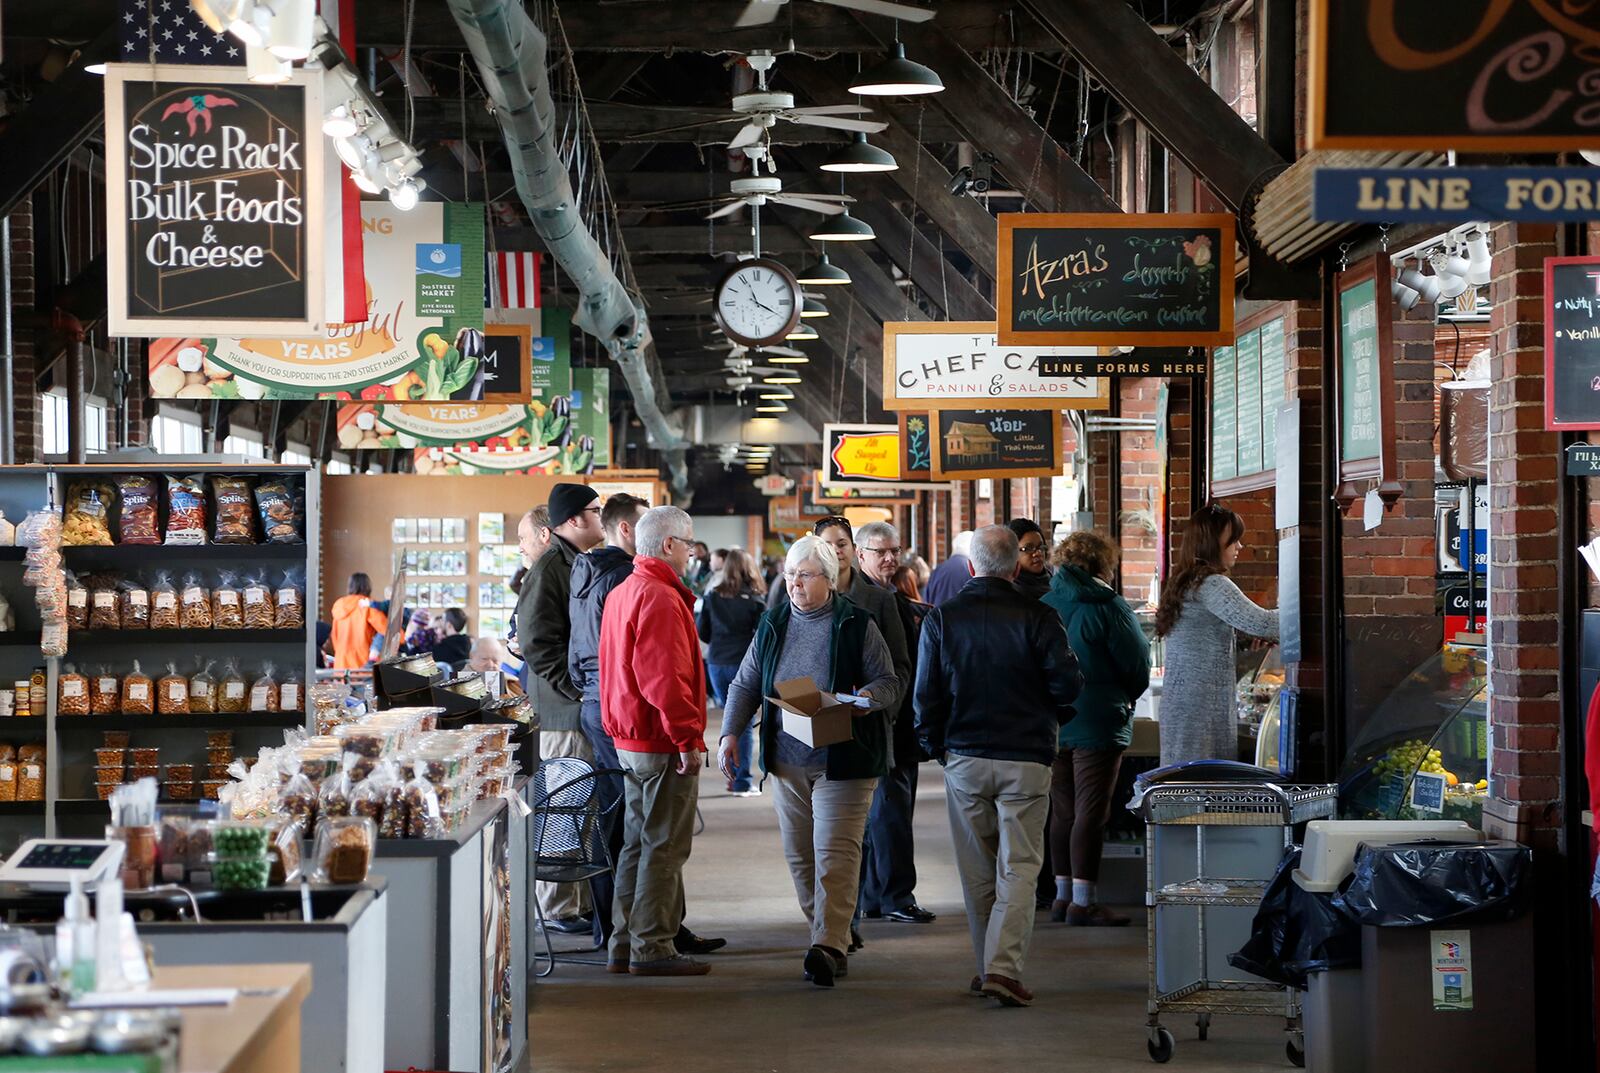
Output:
top-left (754, 595), bottom-right (891, 781)
top-left (1040, 565), bottom-right (1151, 750)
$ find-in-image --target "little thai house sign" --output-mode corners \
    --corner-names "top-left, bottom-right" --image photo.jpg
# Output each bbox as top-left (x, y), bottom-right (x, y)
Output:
top-left (881, 321), bottom-right (1110, 411)
top-left (105, 64), bottom-right (324, 338)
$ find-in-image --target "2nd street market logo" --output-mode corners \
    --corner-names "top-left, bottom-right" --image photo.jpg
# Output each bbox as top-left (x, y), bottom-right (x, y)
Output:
top-left (120, 77), bottom-right (310, 322)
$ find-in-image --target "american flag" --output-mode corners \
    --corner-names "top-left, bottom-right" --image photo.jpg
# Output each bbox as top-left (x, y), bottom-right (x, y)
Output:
top-left (118, 0), bottom-right (243, 64)
top-left (488, 251), bottom-right (543, 309)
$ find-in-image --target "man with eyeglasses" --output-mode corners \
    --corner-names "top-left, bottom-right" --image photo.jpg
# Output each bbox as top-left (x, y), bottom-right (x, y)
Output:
top-left (853, 521), bottom-right (936, 926)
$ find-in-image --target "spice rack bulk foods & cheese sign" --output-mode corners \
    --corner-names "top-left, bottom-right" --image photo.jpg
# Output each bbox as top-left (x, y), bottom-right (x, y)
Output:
top-left (104, 64), bottom-right (324, 338)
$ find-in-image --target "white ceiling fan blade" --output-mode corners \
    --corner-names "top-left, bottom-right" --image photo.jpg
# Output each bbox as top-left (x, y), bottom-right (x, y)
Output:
top-left (785, 192), bottom-right (855, 202)
top-left (816, 0), bottom-right (936, 22)
top-left (705, 200), bottom-right (751, 219)
top-left (728, 122), bottom-right (767, 150)
top-left (774, 195), bottom-right (847, 215)
top-left (734, 0), bottom-right (787, 27)
top-left (785, 114), bottom-right (889, 134)
top-left (754, 345), bottom-right (807, 358)
top-left (786, 104), bottom-right (873, 116)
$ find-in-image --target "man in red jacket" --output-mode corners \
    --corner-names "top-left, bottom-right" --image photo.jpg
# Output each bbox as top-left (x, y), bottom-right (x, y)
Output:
top-left (599, 505), bottom-right (711, 977)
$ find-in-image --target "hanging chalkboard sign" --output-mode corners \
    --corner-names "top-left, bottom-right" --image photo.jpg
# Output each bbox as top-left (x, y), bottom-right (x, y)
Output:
top-left (473, 323), bottom-right (532, 403)
top-left (1235, 328), bottom-right (1264, 476)
top-left (104, 64), bottom-right (324, 338)
top-left (1334, 254), bottom-right (1400, 503)
top-left (1209, 310), bottom-right (1290, 496)
top-left (1544, 257), bottom-right (1600, 431)
top-left (996, 213), bottom-right (1235, 348)
top-left (898, 412), bottom-right (933, 477)
top-left (930, 410), bottom-right (1062, 481)
top-left (1309, 0), bottom-right (1600, 151)
top-left (1211, 344), bottom-right (1238, 483)
top-left (1259, 318), bottom-right (1287, 461)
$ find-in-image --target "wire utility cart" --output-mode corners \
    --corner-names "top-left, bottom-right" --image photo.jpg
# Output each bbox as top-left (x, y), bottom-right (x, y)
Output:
top-left (1134, 778), bottom-right (1337, 1066)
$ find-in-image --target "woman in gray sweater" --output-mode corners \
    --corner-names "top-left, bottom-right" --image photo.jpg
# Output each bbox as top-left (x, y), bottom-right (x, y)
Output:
top-left (1154, 504), bottom-right (1279, 767)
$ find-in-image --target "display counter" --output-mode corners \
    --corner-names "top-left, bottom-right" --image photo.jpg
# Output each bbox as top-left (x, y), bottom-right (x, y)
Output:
top-left (158, 962), bottom-right (312, 1073)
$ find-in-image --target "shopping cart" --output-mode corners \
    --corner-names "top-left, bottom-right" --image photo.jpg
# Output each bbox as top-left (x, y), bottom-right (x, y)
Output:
top-left (1131, 765), bottom-right (1337, 1066)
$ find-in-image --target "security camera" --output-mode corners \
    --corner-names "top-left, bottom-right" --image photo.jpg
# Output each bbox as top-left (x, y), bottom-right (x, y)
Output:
top-left (948, 166), bottom-right (974, 196)
top-left (947, 153), bottom-right (998, 198)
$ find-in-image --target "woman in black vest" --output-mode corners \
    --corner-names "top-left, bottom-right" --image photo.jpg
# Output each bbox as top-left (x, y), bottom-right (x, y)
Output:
top-left (716, 535), bottom-right (902, 988)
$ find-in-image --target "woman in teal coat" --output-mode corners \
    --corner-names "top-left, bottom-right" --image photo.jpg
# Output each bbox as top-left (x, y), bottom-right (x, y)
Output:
top-left (1040, 531), bottom-right (1151, 926)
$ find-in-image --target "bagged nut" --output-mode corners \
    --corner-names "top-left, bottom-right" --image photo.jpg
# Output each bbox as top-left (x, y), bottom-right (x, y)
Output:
top-left (218, 658), bottom-right (248, 714)
top-left (164, 475), bottom-right (206, 546)
top-left (241, 572), bottom-right (275, 630)
top-left (249, 663), bottom-right (279, 713)
top-left (312, 816), bottom-right (375, 883)
top-left (66, 572), bottom-right (89, 630)
top-left (62, 480), bottom-right (116, 546)
top-left (280, 758), bottom-right (317, 829)
top-left (274, 569), bottom-right (305, 629)
top-left (90, 667), bottom-right (119, 715)
top-left (58, 667), bottom-right (90, 716)
top-left (212, 571), bottom-right (243, 629)
top-left (188, 661), bottom-right (217, 714)
top-left (116, 474), bottom-right (161, 545)
top-left (119, 580), bottom-right (150, 630)
top-left (90, 581), bottom-right (120, 629)
top-left (149, 572), bottom-right (179, 629)
top-left (210, 476), bottom-right (256, 545)
top-left (318, 754), bottom-right (355, 819)
top-left (180, 573), bottom-right (212, 629)
top-left (18, 761), bottom-right (43, 802)
top-left (157, 663), bottom-right (189, 715)
top-left (0, 761), bottom-right (17, 802)
top-left (122, 661), bottom-right (154, 715)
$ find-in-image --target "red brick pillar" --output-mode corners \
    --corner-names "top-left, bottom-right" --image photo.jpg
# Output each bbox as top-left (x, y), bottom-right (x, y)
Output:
top-left (1119, 378), bottom-right (1161, 603)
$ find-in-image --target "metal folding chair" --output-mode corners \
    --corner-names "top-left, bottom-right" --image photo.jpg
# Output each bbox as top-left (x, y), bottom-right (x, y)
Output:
top-left (531, 756), bottom-right (625, 978)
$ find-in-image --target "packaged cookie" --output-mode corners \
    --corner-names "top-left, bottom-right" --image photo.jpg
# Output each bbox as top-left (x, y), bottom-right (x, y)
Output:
top-left (188, 661), bottom-right (217, 715)
top-left (62, 480), bottom-right (116, 546)
top-left (218, 658), bottom-right (249, 714)
top-left (90, 667), bottom-right (119, 715)
top-left (116, 475), bottom-right (161, 545)
top-left (66, 573), bottom-right (89, 630)
top-left (249, 663), bottom-right (280, 713)
top-left (121, 661), bottom-right (154, 716)
top-left (164, 476), bottom-right (206, 546)
top-left (149, 572), bottom-right (179, 629)
top-left (210, 476), bottom-right (256, 545)
top-left (157, 663), bottom-right (189, 715)
top-left (274, 569), bottom-right (305, 629)
top-left (241, 572), bottom-right (275, 630)
top-left (90, 580), bottom-right (120, 630)
top-left (58, 667), bottom-right (90, 716)
top-left (254, 481), bottom-right (302, 544)
top-left (180, 573), bottom-right (212, 629)
top-left (212, 571), bottom-right (243, 629)
top-left (119, 579), bottom-right (150, 630)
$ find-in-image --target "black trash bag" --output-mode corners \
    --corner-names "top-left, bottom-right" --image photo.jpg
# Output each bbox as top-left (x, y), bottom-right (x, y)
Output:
top-left (1333, 840), bottom-right (1531, 927)
top-left (1228, 849), bottom-right (1362, 990)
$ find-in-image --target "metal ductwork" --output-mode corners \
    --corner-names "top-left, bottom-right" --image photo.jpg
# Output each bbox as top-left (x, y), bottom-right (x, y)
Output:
top-left (444, 0), bottom-right (691, 501)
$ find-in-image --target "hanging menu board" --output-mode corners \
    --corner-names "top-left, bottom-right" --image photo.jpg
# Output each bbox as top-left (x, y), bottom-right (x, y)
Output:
top-left (930, 410), bottom-right (1062, 481)
top-left (1211, 345), bottom-right (1237, 482)
top-left (1209, 312), bottom-right (1290, 494)
top-left (104, 64), bottom-right (324, 338)
top-left (1544, 256), bottom-right (1600, 430)
top-left (1235, 330), bottom-right (1263, 476)
top-left (996, 213), bottom-right (1236, 348)
top-left (1260, 317), bottom-right (1287, 460)
top-left (1334, 254), bottom-right (1399, 499)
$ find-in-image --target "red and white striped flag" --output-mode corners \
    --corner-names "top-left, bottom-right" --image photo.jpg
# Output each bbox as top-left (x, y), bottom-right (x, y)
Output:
top-left (488, 251), bottom-right (542, 309)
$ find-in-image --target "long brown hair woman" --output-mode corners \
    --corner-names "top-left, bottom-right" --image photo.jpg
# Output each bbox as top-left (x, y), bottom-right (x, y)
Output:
top-left (1153, 504), bottom-right (1278, 767)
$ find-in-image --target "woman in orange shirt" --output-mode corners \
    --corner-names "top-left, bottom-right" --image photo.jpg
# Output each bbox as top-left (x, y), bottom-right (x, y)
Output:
top-left (329, 573), bottom-right (388, 669)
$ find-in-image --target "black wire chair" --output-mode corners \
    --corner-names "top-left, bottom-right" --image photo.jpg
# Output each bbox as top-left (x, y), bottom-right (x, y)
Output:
top-left (531, 755), bottom-right (625, 978)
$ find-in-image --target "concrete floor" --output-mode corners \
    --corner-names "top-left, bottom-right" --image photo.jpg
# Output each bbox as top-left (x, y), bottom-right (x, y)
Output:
top-left (531, 763), bottom-right (1294, 1073)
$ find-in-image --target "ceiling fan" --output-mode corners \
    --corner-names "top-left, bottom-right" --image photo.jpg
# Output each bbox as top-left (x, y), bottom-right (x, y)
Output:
top-left (624, 52), bottom-right (886, 155)
top-left (734, 0), bottom-right (937, 26)
top-left (704, 338), bottom-right (808, 360)
top-left (647, 176), bottom-right (854, 219)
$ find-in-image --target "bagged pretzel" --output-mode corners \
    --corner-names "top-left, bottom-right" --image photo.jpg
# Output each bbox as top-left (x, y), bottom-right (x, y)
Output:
top-left (188, 661), bottom-right (217, 715)
top-left (274, 569), bottom-right (305, 629)
top-left (66, 572), bottom-right (89, 630)
top-left (180, 573), bottom-right (212, 629)
top-left (157, 663), bottom-right (189, 715)
top-left (254, 481), bottom-right (302, 544)
top-left (119, 579), bottom-right (150, 630)
top-left (164, 476), bottom-right (206, 546)
top-left (121, 661), bottom-right (154, 716)
top-left (62, 480), bottom-right (115, 546)
top-left (212, 571), bottom-right (243, 629)
top-left (149, 572), bottom-right (179, 629)
top-left (116, 475), bottom-right (161, 545)
top-left (218, 658), bottom-right (249, 714)
top-left (249, 663), bottom-right (280, 713)
top-left (210, 476), bottom-right (256, 545)
top-left (241, 572), bottom-right (275, 630)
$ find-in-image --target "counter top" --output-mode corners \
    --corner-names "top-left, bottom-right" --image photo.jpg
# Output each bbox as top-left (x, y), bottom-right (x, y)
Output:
top-left (134, 962), bottom-right (311, 1073)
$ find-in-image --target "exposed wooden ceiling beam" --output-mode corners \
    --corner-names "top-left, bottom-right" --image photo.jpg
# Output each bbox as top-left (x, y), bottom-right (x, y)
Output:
top-left (810, 240), bottom-right (929, 329)
top-left (491, 224), bottom-right (805, 255)
top-left (850, 201), bottom-right (995, 322)
top-left (584, 53), bottom-right (652, 101)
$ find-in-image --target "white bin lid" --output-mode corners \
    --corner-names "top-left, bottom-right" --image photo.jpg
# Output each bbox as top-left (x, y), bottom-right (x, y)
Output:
top-left (1292, 819), bottom-right (1482, 892)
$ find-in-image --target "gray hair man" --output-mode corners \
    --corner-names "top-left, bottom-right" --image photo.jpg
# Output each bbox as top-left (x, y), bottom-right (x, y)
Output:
top-left (914, 525), bottom-right (1083, 1007)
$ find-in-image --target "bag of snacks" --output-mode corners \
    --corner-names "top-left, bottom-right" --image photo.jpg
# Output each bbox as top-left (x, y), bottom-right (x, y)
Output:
top-left (15, 508), bottom-right (61, 550)
top-left (62, 480), bottom-right (116, 546)
top-left (273, 569), bottom-right (305, 629)
top-left (402, 765), bottom-right (444, 839)
top-left (279, 756), bottom-right (317, 829)
top-left (163, 476), bottom-right (206, 546)
top-left (65, 572), bottom-right (89, 630)
top-left (18, 757), bottom-right (43, 802)
top-left (179, 573), bottom-right (212, 629)
top-left (188, 661), bottom-right (217, 715)
top-left (149, 572), bottom-right (179, 629)
top-left (119, 579), bottom-right (150, 630)
top-left (253, 481), bottom-right (302, 544)
top-left (279, 669), bottom-right (303, 713)
top-left (115, 475), bottom-right (161, 545)
top-left (212, 571), bottom-right (243, 629)
top-left (90, 580), bottom-right (120, 630)
top-left (249, 663), bottom-right (280, 713)
top-left (121, 661), bottom-right (154, 715)
top-left (241, 572), bottom-right (275, 630)
top-left (218, 658), bottom-right (249, 713)
top-left (157, 663), bottom-right (189, 715)
top-left (210, 476), bottom-right (256, 545)
top-left (266, 817), bottom-right (303, 884)
top-left (58, 666), bottom-right (89, 716)
top-left (351, 761), bottom-right (392, 828)
top-left (318, 753), bottom-right (356, 820)
top-left (90, 666), bottom-right (119, 715)
top-left (311, 816), bottom-right (375, 883)
top-left (0, 760), bottom-right (20, 803)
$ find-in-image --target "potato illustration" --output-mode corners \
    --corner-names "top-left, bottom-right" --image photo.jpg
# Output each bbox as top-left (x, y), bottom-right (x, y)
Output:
top-left (149, 364), bottom-right (186, 397)
top-left (175, 383), bottom-right (213, 399)
top-left (337, 424), bottom-right (364, 449)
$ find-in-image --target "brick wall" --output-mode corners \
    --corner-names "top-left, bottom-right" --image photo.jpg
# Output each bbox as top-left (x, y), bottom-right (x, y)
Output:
top-left (1119, 378), bottom-right (1162, 604)
top-left (1483, 222), bottom-right (1564, 847)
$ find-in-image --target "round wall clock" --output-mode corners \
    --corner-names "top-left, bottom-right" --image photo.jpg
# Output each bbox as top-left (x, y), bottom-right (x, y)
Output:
top-left (713, 257), bottom-right (802, 348)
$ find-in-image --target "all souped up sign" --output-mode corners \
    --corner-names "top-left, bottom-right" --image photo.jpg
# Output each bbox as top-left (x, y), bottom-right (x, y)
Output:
top-left (105, 64), bottom-right (324, 337)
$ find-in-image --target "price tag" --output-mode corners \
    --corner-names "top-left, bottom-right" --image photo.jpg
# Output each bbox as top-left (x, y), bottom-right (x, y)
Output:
top-left (218, 592), bottom-right (239, 606)
top-left (225, 682), bottom-right (245, 699)
top-left (93, 592), bottom-right (115, 609)
top-left (280, 684), bottom-right (300, 710)
top-left (97, 678), bottom-right (117, 694)
top-left (277, 589), bottom-right (299, 605)
top-left (249, 686), bottom-right (270, 709)
top-left (129, 590), bottom-right (148, 605)
top-left (154, 593), bottom-right (176, 609)
top-left (62, 679), bottom-right (84, 697)
top-left (69, 590), bottom-right (87, 607)
top-left (182, 587), bottom-right (205, 604)
top-left (244, 588), bottom-right (266, 605)
top-left (127, 683), bottom-right (149, 701)
top-left (168, 681), bottom-right (188, 700)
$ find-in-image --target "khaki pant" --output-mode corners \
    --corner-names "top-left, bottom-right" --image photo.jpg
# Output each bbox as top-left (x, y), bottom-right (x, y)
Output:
top-left (611, 749), bottom-right (700, 964)
top-left (943, 753), bottom-right (1052, 981)
top-left (770, 763), bottom-right (877, 954)
top-left (537, 729), bottom-right (593, 921)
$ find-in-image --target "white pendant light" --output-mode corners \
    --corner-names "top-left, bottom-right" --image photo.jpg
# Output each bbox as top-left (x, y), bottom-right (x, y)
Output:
top-left (796, 254), bottom-right (850, 286)
top-left (807, 209), bottom-right (876, 242)
top-left (1397, 261), bottom-right (1440, 304)
top-left (246, 43), bottom-right (291, 84)
top-left (266, 0), bottom-right (314, 60)
top-left (767, 353), bottom-right (809, 364)
top-left (820, 133), bottom-right (898, 174)
top-left (785, 322), bottom-right (819, 341)
top-left (763, 374), bottom-right (802, 385)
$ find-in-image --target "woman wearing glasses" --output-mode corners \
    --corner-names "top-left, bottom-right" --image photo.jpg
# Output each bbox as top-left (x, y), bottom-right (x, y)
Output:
top-left (1155, 503), bottom-right (1279, 767)
top-left (1006, 518), bottom-right (1053, 601)
top-left (716, 535), bottom-right (902, 988)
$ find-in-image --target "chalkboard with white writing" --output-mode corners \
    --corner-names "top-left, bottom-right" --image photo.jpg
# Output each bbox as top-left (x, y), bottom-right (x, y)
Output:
top-left (1333, 254), bottom-right (1399, 501)
top-left (931, 409), bottom-right (1062, 480)
top-left (996, 213), bottom-right (1235, 348)
top-left (1545, 257), bottom-right (1600, 431)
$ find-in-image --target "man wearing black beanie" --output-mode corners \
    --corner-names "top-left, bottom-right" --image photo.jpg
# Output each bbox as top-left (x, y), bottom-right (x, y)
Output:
top-left (523, 482), bottom-right (605, 929)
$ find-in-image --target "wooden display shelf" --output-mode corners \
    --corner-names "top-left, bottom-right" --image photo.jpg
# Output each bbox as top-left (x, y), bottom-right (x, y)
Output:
top-left (67, 628), bottom-right (305, 645)
top-left (62, 544), bottom-right (307, 563)
top-left (55, 711), bottom-right (308, 732)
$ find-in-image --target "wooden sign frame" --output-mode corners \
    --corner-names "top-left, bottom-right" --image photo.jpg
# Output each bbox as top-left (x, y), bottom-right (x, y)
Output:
top-left (1544, 256), bottom-right (1600, 431)
top-left (1209, 304), bottom-right (1292, 499)
top-left (881, 321), bottom-right (1111, 411)
top-left (822, 423), bottom-right (902, 485)
top-left (995, 213), bottom-right (1236, 348)
top-left (1332, 253), bottom-right (1401, 504)
top-left (897, 411), bottom-right (933, 478)
top-left (930, 410), bottom-right (1063, 481)
top-left (478, 323), bottom-right (535, 403)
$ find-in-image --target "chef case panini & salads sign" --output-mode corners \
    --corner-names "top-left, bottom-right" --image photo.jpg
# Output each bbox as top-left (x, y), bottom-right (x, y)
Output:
top-left (881, 322), bottom-right (1109, 411)
top-left (106, 64), bottom-right (324, 338)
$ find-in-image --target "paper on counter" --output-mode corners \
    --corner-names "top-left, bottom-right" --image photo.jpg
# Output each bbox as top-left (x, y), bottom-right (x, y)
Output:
top-left (71, 987), bottom-right (238, 1009)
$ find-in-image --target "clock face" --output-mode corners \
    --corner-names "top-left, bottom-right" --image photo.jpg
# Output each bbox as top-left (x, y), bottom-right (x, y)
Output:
top-left (714, 259), bottom-right (800, 347)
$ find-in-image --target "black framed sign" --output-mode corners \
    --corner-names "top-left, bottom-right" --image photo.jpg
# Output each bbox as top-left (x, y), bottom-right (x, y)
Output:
top-left (1544, 257), bottom-right (1600, 431)
top-left (104, 64), bottom-right (324, 337)
top-left (1210, 309), bottom-right (1290, 497)
top-left (1334, 254), bottom-right (1401, 503)
top-left (474, 323), bottom-right (533, 403)
top-left (1038, 348), bottom-right (1207, 378)
top-left (930, 409), bottom-right (1062, 481)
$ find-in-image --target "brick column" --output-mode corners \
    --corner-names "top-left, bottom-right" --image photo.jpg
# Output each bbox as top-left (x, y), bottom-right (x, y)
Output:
top-left (1119, 378), bottom-right (1161, 603)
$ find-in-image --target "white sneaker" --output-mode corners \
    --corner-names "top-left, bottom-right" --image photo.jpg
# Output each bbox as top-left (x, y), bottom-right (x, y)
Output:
top-left (732, 787), bottom-right (763, 798)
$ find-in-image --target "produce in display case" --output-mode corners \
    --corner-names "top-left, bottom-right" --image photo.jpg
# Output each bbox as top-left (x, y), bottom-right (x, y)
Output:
top-left (1338, 641), bottom-right (1489, 824)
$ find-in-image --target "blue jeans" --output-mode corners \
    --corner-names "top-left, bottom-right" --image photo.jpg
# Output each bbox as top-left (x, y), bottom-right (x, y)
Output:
top-left (707, 662), bottom-right (754, 792)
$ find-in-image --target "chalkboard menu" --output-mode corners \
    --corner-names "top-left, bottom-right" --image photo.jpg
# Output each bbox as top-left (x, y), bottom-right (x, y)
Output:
top-left (1235, 329), bottom-right (1263, 476)
top-left (931, 409), bottom-right (1062, 481)
top-left (1310, 0), bottom-right (1597, 150)
top-left (1334, 255), bottom-right (1399, 500)
top-left (1544, 257), bottom-right (1600, 430)
top-left (1259, 318), bottom-right (1287, 460)
top-left (474, 324), bottom-right (532, 402)
top-left (996, 213), bottom-right (1235, 348)
top-left (104, 64), bottom-right (324, 338)
top-left (1211, 345), bottom-right (1237, 482)
top-left (1209, 312), bottom-right (1289, 493)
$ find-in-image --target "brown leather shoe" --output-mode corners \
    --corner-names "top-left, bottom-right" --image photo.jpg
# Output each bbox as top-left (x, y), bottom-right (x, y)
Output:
top-left (629, 955), bottom-right (711, 977)
top-left (1049, 899), bottom-right (1071, 923)
top-left (1065, 902), bottom-right (1132, 927)
top-left (981, 974), bottom-right (1034, 1007)
top-left (606, 957), bottom-right (629, 974)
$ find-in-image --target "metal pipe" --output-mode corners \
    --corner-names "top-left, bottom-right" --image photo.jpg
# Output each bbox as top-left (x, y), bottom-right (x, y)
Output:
top-left (1, 216), bottom-right (12, 464)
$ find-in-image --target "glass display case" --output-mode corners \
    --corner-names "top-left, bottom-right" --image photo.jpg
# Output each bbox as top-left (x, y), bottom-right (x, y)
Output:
top-left (1236, 642), bottom-right (1286, 732)
top-left (1338, 640), bottom-right (1489, 825)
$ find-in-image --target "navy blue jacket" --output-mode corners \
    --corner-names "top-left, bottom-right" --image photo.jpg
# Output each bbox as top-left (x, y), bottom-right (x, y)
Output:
top-left (567, 546), bottom-right (635, 704)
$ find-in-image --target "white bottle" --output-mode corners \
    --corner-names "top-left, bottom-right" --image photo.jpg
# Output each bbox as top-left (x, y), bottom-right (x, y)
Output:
top-left (54, 876), bottom-right (96, 997)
